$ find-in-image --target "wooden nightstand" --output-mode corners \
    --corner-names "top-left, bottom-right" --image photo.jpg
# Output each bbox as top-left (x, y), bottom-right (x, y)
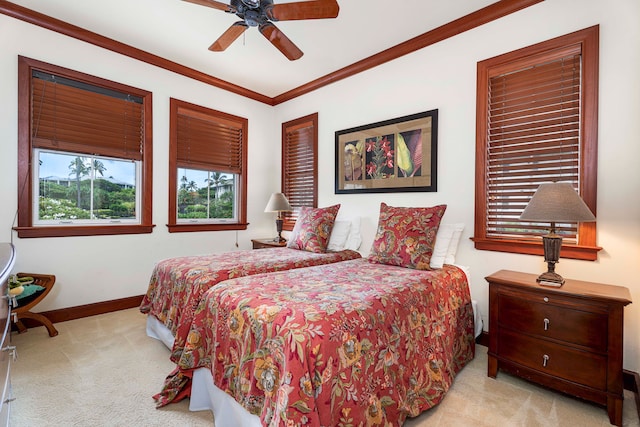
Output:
top-left (486, 270), bottom-right (632, 426)
top-left (251, 238), bottom-right (287, 249)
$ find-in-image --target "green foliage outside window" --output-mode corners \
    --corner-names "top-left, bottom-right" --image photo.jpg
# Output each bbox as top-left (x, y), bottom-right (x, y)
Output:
top-left (177, 170), bottom-right (234, 220)
top-left (37, 153), bottom-right (137, 222)
top-left (39, 179), bottom-right (136, 220)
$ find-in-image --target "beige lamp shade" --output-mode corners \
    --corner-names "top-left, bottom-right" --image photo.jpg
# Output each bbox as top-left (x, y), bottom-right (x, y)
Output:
top-left (265, 193), bottom-right (292, 243)
top-left (264, 193), bottom-right (292, 213)
top-left (520, 182), bottom-right (595, 223)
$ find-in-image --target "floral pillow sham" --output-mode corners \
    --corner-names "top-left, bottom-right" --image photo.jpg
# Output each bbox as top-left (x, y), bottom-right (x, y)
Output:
top-left (368, 202), bottom-right (447, 269)
top-left (287, 204), bottom-right (340, 253)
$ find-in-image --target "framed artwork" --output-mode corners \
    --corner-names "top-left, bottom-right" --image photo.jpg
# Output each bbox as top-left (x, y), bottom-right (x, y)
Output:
top-left (335, 109), bottom-right (438, 194)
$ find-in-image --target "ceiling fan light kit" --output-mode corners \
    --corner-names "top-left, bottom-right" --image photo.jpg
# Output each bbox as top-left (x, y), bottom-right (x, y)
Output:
top-left (183, 0), bottom-right (340, 60)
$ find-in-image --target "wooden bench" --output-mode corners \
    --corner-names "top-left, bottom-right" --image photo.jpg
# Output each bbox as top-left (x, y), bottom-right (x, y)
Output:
top-left (13, 273), bottom-right (58, 337)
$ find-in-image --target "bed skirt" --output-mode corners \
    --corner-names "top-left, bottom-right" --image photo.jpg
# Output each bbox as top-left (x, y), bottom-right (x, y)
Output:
top-left (146, 314), bottom-right (175, 350)
top-left (189, 368), bottom-right (262, 427)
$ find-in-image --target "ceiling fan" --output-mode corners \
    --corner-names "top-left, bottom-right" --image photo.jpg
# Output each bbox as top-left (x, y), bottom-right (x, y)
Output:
top-left (183, 0), bottom-right (340, 61)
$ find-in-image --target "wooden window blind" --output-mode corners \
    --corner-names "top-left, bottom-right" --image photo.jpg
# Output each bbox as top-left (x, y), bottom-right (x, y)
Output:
top-left (17, 56), bottom-right (154, 238)
top-left (31, 71), bottom-right (144, 161)
top-left (487, 50), bottom-right (581, 242)
top-left (474, 26), bottom-right (600, 261)
top-left (282, 113), bottom-right (318, 230)
top-left (167, 98), bottom-right (248, 232)
top-left (176, 106), bottom-right (243, 174)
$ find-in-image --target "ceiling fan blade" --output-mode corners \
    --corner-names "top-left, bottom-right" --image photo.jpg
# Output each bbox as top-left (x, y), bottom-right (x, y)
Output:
top-left (182, 0), bottom-right (235, 13)
top-left (259, 22), bottom-right (303, 61)
top-left (267, 0), bottom-right (339, 21)
top-left (209, 22), bottom-right (248, 51)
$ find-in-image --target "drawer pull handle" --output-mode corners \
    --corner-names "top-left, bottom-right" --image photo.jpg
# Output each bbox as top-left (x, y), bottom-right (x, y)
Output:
top-left (542, 354), bottom-right (549, 367)
top-left (543, 297), bottom-right (549, 303)
top-left (543, 318), bottom-right (550, 331)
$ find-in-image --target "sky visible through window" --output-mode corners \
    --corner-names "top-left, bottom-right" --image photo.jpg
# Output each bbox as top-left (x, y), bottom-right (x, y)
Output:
top-left (39, 152), bottom-right (232, 191)
top-left (39, 151), bottom-right (135, 185)
top-left (178, 168), bottom-right (233, 191)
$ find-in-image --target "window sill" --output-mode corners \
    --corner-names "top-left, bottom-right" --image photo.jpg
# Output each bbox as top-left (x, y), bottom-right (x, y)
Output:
top-left (14, 224), bottom-right (155, 238)
top-left (167, 223), bottom-right (249, 233)
top-left (471, 237), bottom-right (601, 261)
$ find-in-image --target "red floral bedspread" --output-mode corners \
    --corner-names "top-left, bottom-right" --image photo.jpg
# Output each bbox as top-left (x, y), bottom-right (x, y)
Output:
top-left (140, 247), bottom-right (361, 360)
top-left (166, 259), bottom-right (475, 426)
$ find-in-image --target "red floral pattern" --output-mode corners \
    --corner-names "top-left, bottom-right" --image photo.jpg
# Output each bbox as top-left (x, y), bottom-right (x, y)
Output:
top-left (287, 204), bottom-right (340, 253)
top-left (368, 203), bottom-right (447, 270)
top-left (162, 259), bottom-right (475, 425)
top-left (366, 135), bottom-right (395, 178)
top-left (140, 247), bottom-right (361, 360)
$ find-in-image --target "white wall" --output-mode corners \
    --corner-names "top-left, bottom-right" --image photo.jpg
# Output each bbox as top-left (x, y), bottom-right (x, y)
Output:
top-left (274, 0), bottom-right (640, 372)
top-left (2, 0), bottom-right (639, 373)
top-left (0, 16), bottom-right (278, 310)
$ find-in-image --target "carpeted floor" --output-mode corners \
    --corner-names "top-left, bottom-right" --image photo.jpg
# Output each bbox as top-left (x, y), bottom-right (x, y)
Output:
top-left (8, 308), bottom-right (639, 426)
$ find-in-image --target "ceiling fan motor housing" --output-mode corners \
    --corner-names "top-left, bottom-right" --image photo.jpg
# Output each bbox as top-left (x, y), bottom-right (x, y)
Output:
top-left (240, 0), bottom-right (260, 8)
top-left (231, 0), bottom-right (274, 26)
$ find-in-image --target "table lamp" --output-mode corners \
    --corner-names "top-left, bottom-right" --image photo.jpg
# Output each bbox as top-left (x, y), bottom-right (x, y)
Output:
top-left (264, 192), bottom-right (292, 243)
top-left (519, 182), bottom-right (596, 286)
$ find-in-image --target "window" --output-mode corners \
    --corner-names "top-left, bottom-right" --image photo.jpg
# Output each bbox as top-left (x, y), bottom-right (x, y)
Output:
top-left (473, 26), bottom-right (600, 261)
top-left (168, 98), bottom-right (248, 232)
top-left (16, 56), bottom-right (153, 238)
top-left (34, 150), bottom-right (140, 225)
top-left (281, 113), bottom-right (318, 230)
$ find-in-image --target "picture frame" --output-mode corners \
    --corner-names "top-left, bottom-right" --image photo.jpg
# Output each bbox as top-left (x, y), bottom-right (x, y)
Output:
top-left (335, 109), bottom-right (438, 194)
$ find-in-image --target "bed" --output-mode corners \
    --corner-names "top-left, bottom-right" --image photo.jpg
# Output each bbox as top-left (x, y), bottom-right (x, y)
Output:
top-left (141, 207), bottom-right (362, 359)
top-left (154, 204), bottom-right (477, 426)
top-left (162, 259), bottom-right (475, 425)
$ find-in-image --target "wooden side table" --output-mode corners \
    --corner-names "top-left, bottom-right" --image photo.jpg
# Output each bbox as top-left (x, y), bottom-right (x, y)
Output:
top-left (486, 270), bottom-right (632, 426)
top-left (13, 273), bottom-right (58, 337)
top-left (251, 238), bottom-right (287, 249)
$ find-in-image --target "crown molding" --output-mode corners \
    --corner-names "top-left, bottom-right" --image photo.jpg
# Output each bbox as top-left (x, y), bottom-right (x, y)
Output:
top-left (1, 0), bottom-right (543, 105)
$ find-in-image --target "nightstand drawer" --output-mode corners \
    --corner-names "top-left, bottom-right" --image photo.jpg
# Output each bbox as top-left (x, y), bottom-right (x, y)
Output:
top-left (498, 328), bottom-right (607, 390)
top-left (498, 293), bottom-right (608, 351)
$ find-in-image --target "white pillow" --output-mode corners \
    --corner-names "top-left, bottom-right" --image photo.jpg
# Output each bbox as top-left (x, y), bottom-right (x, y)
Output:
top-left (327, 220), bottom-right (351, 252)
top-left (444, 223), bottom-right (464, 265)
top-left (344, 216), bottom-right (362, 251)
top-left (327, 217), bottom-right (362, 251)
top-left (429, 223), bottom-right (464, 269)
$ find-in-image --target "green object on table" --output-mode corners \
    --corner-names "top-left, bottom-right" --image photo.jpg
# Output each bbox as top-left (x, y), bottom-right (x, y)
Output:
top-left (15, 284), bottom-right (45, 300)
